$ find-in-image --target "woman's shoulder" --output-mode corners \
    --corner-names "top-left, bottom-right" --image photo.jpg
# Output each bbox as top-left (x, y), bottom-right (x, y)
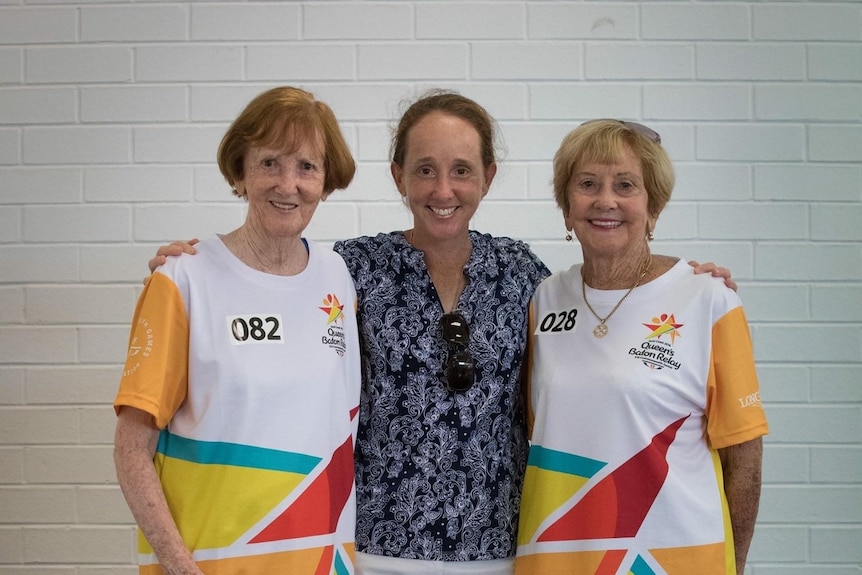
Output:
top-left (535, 263), bottom-right (579, 292)
top-left (472, 230), bottom-right (527, 250)
top-left (333, 232), bottom-right (420, 279)
top-left (334, 231), bottom-right (402, 255)
top-left (471, 231), bottom-right (547, 267)
top-left (307, 238), bottom-right (351, 268)
top-left (160, 235), bottom-right (222, 271)
top-left (470, 231), bottom-right (551, 288)
top-left (660, 256), bottom-right (744, 308)
top-left (150, 236), bottom-right (228, 289)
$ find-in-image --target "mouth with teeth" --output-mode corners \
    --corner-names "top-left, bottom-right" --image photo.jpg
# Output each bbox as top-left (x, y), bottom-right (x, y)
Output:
top-left (271, 200), bottom-right (298, 210)
top-left (431, 207), bottom-right (457, 217)
top-left (590, 219), bottom-right (622, 229)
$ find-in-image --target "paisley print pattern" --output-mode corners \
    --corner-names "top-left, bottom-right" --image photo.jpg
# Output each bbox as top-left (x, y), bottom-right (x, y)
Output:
top-left (334, 231), bottom-right (550, 561)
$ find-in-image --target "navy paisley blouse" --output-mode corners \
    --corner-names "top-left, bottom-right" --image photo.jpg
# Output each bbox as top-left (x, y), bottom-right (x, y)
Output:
top-left (333, 231), bottom-right (550, 561)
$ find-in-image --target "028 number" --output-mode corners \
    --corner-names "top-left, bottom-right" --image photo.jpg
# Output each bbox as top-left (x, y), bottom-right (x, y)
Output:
top-left (538, 309), bottom-right (578, 333)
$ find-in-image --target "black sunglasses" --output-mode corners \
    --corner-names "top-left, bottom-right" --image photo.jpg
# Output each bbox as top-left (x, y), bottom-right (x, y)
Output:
top-left (584, 119), bottom-right (662, 144)
top-left (440, 311), bottom-right (475, 392)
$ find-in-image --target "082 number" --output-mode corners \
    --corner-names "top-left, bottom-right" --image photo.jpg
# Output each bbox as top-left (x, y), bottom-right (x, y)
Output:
top-left (228, 315), bottom-right (282, 344)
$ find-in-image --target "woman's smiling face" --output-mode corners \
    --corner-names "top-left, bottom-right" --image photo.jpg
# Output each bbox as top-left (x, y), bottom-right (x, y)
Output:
top-left (391, 111), bottom-right (496, 242)
top-left (236, 133), bottom-right (326, 240)
top-left (564, 145), bottom-right (655, 261)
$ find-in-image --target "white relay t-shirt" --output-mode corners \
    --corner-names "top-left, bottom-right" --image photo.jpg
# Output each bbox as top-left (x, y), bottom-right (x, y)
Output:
top-left (116, 236), bottom-right (361, 575)
top-left (517, 259), bottom-right (767, 575)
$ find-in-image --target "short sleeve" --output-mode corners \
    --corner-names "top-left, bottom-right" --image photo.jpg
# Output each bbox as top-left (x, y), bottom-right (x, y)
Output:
top-left (114, 272), bottom-right (190, 429)
top-left (705, 306), bottom-right (769, 449)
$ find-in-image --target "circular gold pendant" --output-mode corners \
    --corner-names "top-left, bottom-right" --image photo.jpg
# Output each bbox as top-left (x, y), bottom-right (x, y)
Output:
top-left (593, 323), bottom-right (608, 338)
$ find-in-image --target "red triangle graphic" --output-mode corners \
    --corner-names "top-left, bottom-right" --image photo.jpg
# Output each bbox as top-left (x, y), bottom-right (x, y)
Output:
top-left (250, 435), bottom-right (355, 543)
top-left (538, 415), bottom-right (688, 542)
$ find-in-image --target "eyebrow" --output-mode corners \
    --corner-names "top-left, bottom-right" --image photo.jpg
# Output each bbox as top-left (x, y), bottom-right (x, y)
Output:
top-left (411, 155), bottom-right (476, 165)
top-left (574, 170), bottom-right (640, 178)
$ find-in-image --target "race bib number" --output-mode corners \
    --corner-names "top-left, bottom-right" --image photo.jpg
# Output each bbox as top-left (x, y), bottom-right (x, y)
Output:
top-left (534, 308), bottom-right (578, 335)
top-left (227, 314), bottom-right (284, 345)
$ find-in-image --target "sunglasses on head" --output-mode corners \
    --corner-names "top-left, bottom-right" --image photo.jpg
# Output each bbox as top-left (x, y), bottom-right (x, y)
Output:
top-left (584, 119), bottom-right (662, 144)
top-left (440, 311), bottom-right (475, 393)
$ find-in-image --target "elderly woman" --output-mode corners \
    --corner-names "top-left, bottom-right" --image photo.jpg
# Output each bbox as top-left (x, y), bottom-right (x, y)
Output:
top-left (517, 120), bottom-right (767, 575)
top-left (113, 87), bottom-right (361, 575)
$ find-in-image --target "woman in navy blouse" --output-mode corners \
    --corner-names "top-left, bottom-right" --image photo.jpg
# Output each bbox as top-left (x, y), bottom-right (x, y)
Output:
top-left (333, 91), bottom-right (549, 574)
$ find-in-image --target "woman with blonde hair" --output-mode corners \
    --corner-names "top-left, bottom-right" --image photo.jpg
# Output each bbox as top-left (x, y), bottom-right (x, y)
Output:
top-left (517, 120), bottom-right (766, 575)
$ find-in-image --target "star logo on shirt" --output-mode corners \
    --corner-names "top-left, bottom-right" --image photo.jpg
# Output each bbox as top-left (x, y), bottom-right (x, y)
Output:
top-left (643, 313), bottom-right (683, 344)
top-left (319, 294), bottom-right (345, 325)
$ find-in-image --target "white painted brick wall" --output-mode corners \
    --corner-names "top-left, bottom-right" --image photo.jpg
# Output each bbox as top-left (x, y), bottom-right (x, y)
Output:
top-left (0, 130), bottom-right (21, 165)
top-left (81, 5), bottom-right (189, 42)
top-left (27, 46), bottom-right (133, 84)
top-left (307, 4), bottom-right (410, 39)
top-left (0, 1), bottom-right (859, 573)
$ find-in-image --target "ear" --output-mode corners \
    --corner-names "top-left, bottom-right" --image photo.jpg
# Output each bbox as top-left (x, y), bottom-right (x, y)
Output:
top-left (561, 193), bottom-right (574, 231)
top-left (321, 190), bottom-right (333, 201)
top-left (391, 162), bottom-right (407, 197)
top-left (482, 162), bottom-right (497, 198)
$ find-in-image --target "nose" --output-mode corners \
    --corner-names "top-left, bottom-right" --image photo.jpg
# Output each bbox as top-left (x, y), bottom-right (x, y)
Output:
top-left (273, 164), bottom-right (300, 192)
top-left (592, 184), bottom-right (617, 209)
top-left (433, 173), bottom-right (457, 199)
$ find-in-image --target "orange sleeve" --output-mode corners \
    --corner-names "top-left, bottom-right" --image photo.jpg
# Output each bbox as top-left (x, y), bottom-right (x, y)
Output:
top-left (114, 272), bottom-right (190, 429)
top-left (706, 306), bottom-right (769, 449)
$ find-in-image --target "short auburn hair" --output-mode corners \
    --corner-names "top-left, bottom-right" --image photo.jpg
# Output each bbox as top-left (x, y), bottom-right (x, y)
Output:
top-left (217, 86), bottom-right (355, 196)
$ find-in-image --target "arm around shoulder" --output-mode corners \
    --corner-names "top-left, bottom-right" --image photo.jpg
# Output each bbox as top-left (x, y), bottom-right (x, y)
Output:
top-left (148, 239), bottom-right (200, 274)
top-left (688, 260), bottom-right (737, 292)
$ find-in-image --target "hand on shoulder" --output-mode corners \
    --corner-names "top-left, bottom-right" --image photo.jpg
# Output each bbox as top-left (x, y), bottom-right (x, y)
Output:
top-left (689, 260), bottom-right (737, 292)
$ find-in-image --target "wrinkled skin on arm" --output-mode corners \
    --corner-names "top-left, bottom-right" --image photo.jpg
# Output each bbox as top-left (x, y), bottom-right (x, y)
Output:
top-left (718, 437), bottom-right (763, 574)
top-left (114, 407), bottom-right (205, 575)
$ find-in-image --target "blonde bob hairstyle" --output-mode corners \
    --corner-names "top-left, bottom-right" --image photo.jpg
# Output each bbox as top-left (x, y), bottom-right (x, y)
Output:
top-left (217, 86), bottom-right (355, 197)
top-left (553, 120), bottom-right (674, 219)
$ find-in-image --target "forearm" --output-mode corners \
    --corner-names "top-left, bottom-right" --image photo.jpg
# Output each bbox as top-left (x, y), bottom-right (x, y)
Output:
top-left (114, 408), bottom-right (203, 575)
top-left (719, 437), bottom-right (763, 573)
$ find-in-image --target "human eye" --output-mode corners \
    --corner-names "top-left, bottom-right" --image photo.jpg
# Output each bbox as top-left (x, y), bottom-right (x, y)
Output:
top-left (260, 157), bottom-right (278, 170)
top-left (417, 165), bottom-right (435, 178)
top-left (453, 165), bottom-right (471, 178)
top-left (575, 178), bottom-right (597, 194)
top-left (616, 180), bottom-right (639, 196)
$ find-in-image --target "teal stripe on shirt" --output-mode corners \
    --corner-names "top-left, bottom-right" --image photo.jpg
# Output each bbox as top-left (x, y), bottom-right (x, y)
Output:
top-left (527, 444), bottom-right (606, 478)
top-left (156, 430), bottom-right (320, 474)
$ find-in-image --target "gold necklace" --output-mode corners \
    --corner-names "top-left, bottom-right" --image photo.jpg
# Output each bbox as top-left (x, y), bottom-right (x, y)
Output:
top-left (582, 256), bottom-right (652, 338)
